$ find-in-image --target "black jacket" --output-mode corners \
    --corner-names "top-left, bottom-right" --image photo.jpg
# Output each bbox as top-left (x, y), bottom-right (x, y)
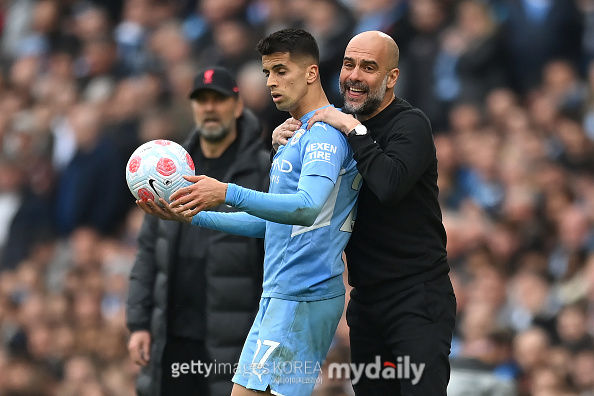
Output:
top-left (346, 98), bottom-right (449, 300)
top-left (126, 109), bottom-right (270, 396)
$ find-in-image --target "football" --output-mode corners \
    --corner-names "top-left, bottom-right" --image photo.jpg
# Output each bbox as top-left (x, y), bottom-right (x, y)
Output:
top-left (125, 139), bottom-right (195, 205)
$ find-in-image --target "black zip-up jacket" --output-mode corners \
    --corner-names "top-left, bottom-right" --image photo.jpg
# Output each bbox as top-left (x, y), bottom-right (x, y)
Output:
top-left (346, 98), bottom-right (449, 301)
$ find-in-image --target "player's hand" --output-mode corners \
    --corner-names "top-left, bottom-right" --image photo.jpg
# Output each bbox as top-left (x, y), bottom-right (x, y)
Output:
top-left (128, 330), bottom-right (151, 366)
top-left (272, 117), bottom-right (301, 150)
top-left (307, 106), bottom-right (359, 135)
top-left (169, 175), bottom-right (227, 217)
top-left (136, 198), bottom-right (192, 223)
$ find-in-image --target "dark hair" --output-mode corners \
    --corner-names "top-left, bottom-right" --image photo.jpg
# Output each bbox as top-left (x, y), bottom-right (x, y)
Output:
top-left (256, 28), bottom-right (319, 64)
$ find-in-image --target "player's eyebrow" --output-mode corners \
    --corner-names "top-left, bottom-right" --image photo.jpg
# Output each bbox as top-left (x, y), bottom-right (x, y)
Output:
top-left (262, 63), bottom-right (288, 74)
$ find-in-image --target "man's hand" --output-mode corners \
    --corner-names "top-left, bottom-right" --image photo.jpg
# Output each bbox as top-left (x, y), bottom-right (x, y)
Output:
top-left (272, 118), bottom-right (301, 150)
top-left (136, 198), bottom-right (192, 223)
top-left (307, 106), bottom-right (360, 135)
top-left (169, 175), bottom-right (227, 217)
top-left (128, 330), bottom-right (151, 366)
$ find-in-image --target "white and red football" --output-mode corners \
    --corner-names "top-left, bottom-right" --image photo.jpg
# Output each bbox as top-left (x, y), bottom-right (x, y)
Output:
top-left (125, 139), bottom-right (195, 205)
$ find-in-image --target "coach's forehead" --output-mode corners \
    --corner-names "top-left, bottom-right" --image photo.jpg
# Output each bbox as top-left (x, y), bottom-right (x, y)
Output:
top-left (345, 31), bottom-right (392, 66)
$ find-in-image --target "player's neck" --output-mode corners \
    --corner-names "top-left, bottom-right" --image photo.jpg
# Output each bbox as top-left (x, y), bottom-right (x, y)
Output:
top-left (290, 85), bottom-right (329, 120)
top-left (200, 129), bottom-right (237, 159)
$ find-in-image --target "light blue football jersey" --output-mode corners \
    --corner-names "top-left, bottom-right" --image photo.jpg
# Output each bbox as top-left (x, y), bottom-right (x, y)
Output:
top-left (263, 106), bottom-right (360, 301)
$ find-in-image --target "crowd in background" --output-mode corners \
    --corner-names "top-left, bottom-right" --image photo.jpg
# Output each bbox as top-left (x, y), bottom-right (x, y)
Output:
top-left (0, 0), bottom-right (593, 395)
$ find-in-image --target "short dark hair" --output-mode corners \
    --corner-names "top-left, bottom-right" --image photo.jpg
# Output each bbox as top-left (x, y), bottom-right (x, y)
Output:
top-left (256, 28), bottom-right (319, 64)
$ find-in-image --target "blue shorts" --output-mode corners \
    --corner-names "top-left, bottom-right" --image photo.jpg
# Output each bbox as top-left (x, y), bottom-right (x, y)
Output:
top-left (232, 295), bottom-right (344, 396)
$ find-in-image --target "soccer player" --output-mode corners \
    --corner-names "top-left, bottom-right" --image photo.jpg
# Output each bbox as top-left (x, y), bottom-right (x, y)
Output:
top-left (137, 29), bottom-right (360, 396)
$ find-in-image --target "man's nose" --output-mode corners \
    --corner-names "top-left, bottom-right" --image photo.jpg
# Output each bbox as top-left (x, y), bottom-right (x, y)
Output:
top-left (266, 75), bottom-right (277, 88)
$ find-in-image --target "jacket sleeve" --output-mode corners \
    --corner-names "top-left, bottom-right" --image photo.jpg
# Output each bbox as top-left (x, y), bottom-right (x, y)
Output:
top-left (349, 111), bottom-right (434, 205)
top-left (126, 214), bottom-right (159, 333)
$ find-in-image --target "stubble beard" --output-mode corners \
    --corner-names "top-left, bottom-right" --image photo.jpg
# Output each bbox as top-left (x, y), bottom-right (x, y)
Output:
top-left (340, 75), bottom-right (388, 116)
top-left (198, 122), bottom-right (232, 143)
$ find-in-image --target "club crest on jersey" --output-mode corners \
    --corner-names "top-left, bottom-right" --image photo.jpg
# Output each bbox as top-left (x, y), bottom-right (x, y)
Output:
top-left (290, 128), bottom-right (305, 145)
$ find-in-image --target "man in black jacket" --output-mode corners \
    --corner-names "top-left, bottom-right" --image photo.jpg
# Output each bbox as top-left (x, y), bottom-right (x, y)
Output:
top-left (275, 31), bottom-right (456, 395)
top-left (126, 66), bottom-right (269, 396)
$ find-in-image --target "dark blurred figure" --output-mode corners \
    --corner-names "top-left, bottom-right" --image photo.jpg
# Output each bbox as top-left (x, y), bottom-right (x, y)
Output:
top-left (395, 0), bottom-right (449, 130)
top-left (437, 1), bottom-right (509, 108)
top-left (0, 158), bottom-right (54, 272)
top-left (200, 19), bottom-right (261, 75)
top-left (53, 104), bottom-right (124, 236)
top-left (352, 0), bottom-right (408, 36)
top-left (501, 0), bottom-right (584, 95)
top-left (236, 60), bottom-right (287, 150)
top-left (299, 0), bottom-right (355, 106)
top-left (448, 329), bottom-right (518, 395)
top-left (76, 36), bottom-right (131, 91)
top-left (555, 300), bottom-right (594, 354)
top-left (182, 0), bottom-right (251, 60)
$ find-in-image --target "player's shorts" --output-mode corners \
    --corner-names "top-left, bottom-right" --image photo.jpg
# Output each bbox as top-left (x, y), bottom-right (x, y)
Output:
top-left (232, 295), bottom-right (344, 396)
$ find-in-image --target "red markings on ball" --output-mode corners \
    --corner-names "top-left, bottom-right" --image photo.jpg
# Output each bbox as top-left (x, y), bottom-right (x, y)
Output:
top-left (154, 140), bottom-right (171, 146)
top-left (138, 188), bottom-right (154, 201)
top-left (157, 157), bottom-right (176, 176)
top-left (128, 155), bottom-right (141, 173)
top-left (186, 153), bottom-right (195, 171)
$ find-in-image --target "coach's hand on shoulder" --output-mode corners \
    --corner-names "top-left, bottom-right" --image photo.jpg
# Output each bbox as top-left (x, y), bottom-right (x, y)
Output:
top-left (307, 106), bottom-right (359, 135)
top-left (272, 117), bottom-right (301, 150)
top-left (169, 175), bottom-right (227, 217)
top-left (136, 198), bottom-right (192, 223)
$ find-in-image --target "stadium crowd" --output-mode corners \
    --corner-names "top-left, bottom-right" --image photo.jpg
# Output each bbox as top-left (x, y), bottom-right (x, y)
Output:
top-left (0, 0), bottom-right (593, 395)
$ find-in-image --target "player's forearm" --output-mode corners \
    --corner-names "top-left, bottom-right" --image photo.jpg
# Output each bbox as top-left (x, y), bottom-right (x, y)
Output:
top-left (225, 175), bottom-right (334, 226)
top-left (191, 211), bottom-right (266, 238)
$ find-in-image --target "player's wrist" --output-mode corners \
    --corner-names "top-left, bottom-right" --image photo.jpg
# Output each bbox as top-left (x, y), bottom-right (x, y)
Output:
top-left (224, 183), bottom-right (238, 205)
top-left (191, 212), bottom-right (203, 226)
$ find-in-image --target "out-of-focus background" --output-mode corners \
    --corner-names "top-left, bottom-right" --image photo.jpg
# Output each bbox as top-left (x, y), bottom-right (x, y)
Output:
top-left (0, 0), bottom-right (593, 395)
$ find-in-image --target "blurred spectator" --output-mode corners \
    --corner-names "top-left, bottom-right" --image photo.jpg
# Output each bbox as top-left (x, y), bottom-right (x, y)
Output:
top-left (200, 18), bottom-right (261, 75)
top-left (113, 0), bottom-right (153, 76)
top-left (513, 327), bottom-right (551, 395)
top-left (0, 0), bottom-right (35, 63)
top-left (236, 60), bottom-right (286, 149)
top-left (351, 0), bottom-right (408, 35)
top-left (571, 348), bottom-right (594, 394)
top-left (299, 0), bottom-right (354, 106)
top-left (434, 0), bottom-right (509, 110)
top-left (503, 269), bottom-right (559, 335)
top-left (396, 0), bottom-right (449, 130)
top-left (555, 300), bottom-right (594, 353)
top-left (0, 157), bottom-right (54, 272)
top-left (501, 0), bottom-right (584, 95)
top-left (448, 331), bottom-right (518, 395)
top-left (53, 103), bottom-right (125, 236)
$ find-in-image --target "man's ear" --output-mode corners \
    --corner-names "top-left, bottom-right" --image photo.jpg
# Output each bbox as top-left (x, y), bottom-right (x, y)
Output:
top-left (306, 64), bottom-right (319, 84)
top-left (234, 97), bottom-right (244, 118)
top-left (387, 68), bottom-right (400, 89)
